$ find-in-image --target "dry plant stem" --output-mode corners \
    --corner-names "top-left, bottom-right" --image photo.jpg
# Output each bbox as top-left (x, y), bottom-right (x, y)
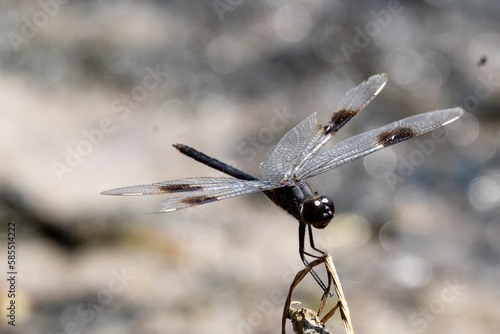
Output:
top-left (319, 303), bottom-right (339, 324)
top-left (323, 255), bottom-right (353, 334)
top-left (281, 254), bottom-right (354, 334)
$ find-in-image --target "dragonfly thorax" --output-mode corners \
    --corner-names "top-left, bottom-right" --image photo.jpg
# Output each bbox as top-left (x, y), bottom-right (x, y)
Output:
top-left (300, 195), bottom-right (334, 229)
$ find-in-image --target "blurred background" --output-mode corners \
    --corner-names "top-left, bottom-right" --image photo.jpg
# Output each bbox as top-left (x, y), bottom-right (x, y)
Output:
top-left (0, 0), bottom-right (499, 333)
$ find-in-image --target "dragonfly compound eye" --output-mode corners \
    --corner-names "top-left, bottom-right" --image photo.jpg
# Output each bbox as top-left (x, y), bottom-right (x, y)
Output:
top-left (301, 195), bottom-right (335, 229)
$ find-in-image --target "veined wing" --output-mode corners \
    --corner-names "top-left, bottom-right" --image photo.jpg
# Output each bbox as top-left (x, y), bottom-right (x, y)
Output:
top-left (261, 112), bottom-right (322, 181)
top-left (297, 107), bottom-right (465, 179)
top-left (290, 73), bottom-right (388, 176)
top-left (101, 177), bottom-right (285, 212)
top-left (261, 74), bottom-right (387, 182)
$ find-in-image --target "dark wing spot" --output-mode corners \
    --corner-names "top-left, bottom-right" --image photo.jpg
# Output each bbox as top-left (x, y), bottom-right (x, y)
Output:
top-left (323, 109), bottom-right (357, 135)
top-left (180, 195), bottom-right (218, 206)
top-left (377, 127), bottom-right (416, 147)
top-left (158, 184), bottom-right (203, 193)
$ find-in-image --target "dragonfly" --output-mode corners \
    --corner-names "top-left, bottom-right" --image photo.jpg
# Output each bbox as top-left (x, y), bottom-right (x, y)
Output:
top-left (102, 73), bottom-right (464, 292)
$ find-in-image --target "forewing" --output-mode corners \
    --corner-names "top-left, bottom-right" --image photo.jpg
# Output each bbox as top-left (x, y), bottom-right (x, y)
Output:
top-left (101, 177), bottom-right (284, 212)
top-left (298, 108), bottom-right (465, 179)
top-left (261, 112), bottom-right (323, 181)
top-left (290, 73), bottom-right (388, 176)
top-left (329, 73), bottom-right (388, 135)
top-left (261, 74), bottom-right (388, 181)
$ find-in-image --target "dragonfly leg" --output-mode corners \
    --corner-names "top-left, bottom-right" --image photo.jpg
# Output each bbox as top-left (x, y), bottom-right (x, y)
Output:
top-left (307, 223), bottom-right (326, 255)
top-left (299, 222), bottom-right (329, 295)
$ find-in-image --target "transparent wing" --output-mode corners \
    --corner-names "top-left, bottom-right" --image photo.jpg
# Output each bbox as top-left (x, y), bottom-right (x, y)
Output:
top-left (261, 112), bottom-right (323, 181)
top-left (298, 108), bottom-right (465, 179)
top-left (101, 177), bottom-right (285, 212)
top-left (261, 74), bottom-right (387, 181)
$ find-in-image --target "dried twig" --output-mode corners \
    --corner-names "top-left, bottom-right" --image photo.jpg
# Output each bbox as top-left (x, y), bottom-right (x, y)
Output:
top-left (281, 254), bottom-right (354, 334)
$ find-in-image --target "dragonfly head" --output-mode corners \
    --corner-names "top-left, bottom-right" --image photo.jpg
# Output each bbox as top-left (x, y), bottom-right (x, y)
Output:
top-left (301, 195), bottom-right (335, 229)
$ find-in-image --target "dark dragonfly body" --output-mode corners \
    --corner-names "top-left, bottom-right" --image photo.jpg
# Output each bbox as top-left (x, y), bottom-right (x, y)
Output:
top-left (102, 74), bottom-right (464, 292)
